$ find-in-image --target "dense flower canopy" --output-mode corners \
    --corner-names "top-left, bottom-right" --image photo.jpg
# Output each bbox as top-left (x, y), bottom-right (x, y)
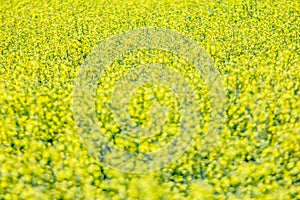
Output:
top-left (0, 0), bottom-right (299, 199)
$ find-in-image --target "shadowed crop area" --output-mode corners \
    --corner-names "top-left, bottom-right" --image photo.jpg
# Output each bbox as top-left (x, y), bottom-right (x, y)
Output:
top-left (0, 0), bottom-right (299, 199)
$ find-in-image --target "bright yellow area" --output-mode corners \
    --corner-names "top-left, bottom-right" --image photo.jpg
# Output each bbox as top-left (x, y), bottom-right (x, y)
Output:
top-left (0, 0), bottom-right (299, 199)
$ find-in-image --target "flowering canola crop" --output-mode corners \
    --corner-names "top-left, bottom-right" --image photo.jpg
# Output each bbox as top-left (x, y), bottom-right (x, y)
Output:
top-left (0, 0), bottom-right (299, 199)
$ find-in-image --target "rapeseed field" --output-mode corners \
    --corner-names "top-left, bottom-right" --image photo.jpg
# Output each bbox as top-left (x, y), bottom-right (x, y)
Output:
top-left (0, 0), bottom-right (299, 199)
